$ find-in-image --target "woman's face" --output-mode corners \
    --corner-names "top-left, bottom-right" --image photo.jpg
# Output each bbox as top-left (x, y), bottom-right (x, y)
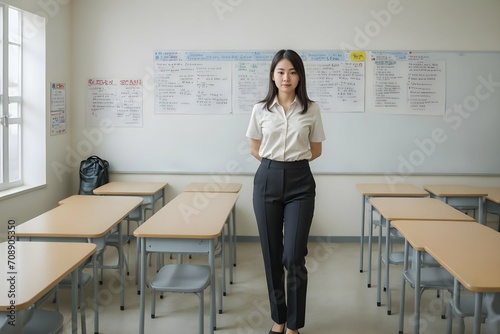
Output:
top-left (272, 58), bottom-right (299, 95)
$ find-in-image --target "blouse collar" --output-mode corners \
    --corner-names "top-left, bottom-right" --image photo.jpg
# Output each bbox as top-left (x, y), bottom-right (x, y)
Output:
top-left (270, 96), bottom-right (301, 110)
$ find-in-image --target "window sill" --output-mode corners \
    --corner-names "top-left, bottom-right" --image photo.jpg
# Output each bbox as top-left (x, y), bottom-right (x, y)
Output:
top-left (0, 184), bottom-right (46, 201)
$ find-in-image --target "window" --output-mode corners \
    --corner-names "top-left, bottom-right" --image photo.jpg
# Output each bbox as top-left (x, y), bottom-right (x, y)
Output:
top-left (0, 3), bottom-right (45, 194)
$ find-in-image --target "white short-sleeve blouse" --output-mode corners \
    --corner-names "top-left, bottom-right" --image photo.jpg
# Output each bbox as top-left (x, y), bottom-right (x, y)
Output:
top-left (246, 97), bottom-right (326, 162)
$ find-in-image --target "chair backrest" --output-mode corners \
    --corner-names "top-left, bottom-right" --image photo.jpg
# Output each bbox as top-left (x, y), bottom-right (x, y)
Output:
top-left (485, 293), bottom-right (500, 314)
top-left (484, 293), bottom-right (500, 333)
top-left (78, 155), bottom-right (109, 195)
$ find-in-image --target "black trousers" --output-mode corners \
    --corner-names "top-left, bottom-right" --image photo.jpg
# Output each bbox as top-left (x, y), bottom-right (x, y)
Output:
top-left (252, 158), bottom-right (316, 330)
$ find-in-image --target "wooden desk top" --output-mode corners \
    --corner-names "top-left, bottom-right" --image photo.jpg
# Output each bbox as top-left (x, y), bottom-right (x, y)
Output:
top-left (183, 182), bottom-right (242, 193)
top-left (484, 187), bottom-right (500, 204)
top-left (369, 197), bottom-right (475, 222)
top-left (134, 192), bottom-right (238, 239)
top-left (393, 220), bottom-right (500, 292)
top-left (392, 220), bottom-right (473, 251)
top-left (93, 181), bottom-right (167, 195)
top-left (0, 242), bottom-right (96, 311)
top-left (355, 183), bottom-right (428, 197)
top-left (423, 184), bottom-right (488, 197)
top-left (19, 195), bottom-right (143, 238)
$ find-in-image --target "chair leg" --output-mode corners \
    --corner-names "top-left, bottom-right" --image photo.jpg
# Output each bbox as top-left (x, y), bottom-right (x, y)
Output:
top-left (458, 317), bottom-right (465, 334)
top-left (197, 291), bottom-right (204, 334)
top-left (53, 287), bottom-right (60, 312)
top-left (447, 296), bottom-right (466, 334)
top-left (151, 288), bottom-right (156, 318)
top-left (398, 273), bottom-right (406, 333)
top-left (440, 290), bottom-right (446, 319)
top-left (80, 284), bottom-right (87, 334)
top-left (135, 238), bottom-right (140, 286)
top-left (376, 222), bottom-right (383, 307)
top-left (99, 252), bottom-right (104, 285)
top-left (122, 245), bottom-right (130, 275)
top-left (53, 280), bottom-right (87, 334)
top-left (446, 300), bottom-right (453, 334)
top-left (486, 315), bottom-right (500, 334)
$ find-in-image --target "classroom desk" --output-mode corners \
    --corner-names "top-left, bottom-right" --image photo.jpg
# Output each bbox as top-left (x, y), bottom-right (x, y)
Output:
top-left (392, 220), bottom-right (500, 334)
top-left (183, 182), bottom-right (242, 285)
top-left (355, 183), bottom-right (428, 275)
top-left (423, 184), bottom-right (487, 225)
top-left (392, 220), bottom-right (471, 334)
top-left (16, 195), bottom-right (143, 334)
top-left (93, 181), bottom-right (168, 284)
top-left (0, 241), bottom-right (96, 334)
top-left (134, 191), bottom-right (239, 334)
top-left (369, 197), bottom-right (475, 315)
top-left (93, 181), bottom-right (167, 216)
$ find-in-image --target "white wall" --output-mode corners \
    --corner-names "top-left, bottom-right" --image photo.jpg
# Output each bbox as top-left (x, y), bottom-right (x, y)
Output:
top-left (68, 0), bottom-right (500, 238)
top-left (0, 0), bottom-right (73, 237)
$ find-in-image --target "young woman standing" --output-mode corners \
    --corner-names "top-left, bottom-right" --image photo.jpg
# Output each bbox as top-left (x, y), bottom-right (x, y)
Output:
top-left (246, 49), bottom-right (326, 334)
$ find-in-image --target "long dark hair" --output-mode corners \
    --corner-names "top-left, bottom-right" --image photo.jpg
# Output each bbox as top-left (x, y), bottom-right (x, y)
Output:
top-left (260, 49), bottom-right (313, 114)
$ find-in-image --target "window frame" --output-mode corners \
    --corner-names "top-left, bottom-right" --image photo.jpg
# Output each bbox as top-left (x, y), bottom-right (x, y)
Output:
top-left (0, 3), bottom-right (46, 196)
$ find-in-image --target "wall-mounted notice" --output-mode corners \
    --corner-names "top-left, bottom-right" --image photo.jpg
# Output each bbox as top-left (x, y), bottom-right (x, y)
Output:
top-left (302, 51), bottom-right (365, 113)
top-left (231, 52), bottom-right (275, 114)
top-left (154, 50), bottom-right (365, 114)
top-left (154, 51), bottom-right (232, 114)
top-left (50, 82), bottom-right (66, 135)
top-left (366, 51), bottom-right (446, 115)
top-left (87, 78), bottom-right (143, 127)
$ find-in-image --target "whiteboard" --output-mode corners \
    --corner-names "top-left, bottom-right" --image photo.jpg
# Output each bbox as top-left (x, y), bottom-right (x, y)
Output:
top-left (95, 50), bottom-right (500, 175)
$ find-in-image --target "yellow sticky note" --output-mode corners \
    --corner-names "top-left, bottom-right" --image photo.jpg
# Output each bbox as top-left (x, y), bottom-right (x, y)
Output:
top-left (350, 51), bottom-right (366, 62)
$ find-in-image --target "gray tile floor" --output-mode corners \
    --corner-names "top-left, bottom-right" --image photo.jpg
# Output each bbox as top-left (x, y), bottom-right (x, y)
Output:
top-left (49, 240), bottom-right (486, 334)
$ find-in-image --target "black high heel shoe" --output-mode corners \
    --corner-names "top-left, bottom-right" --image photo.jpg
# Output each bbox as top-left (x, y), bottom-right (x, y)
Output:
top-left (268, 325), bottom-right (285, 334)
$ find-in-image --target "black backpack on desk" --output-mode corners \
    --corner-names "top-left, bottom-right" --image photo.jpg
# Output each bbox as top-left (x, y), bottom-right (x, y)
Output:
top-left (78, 155), bottom-right (109, 195)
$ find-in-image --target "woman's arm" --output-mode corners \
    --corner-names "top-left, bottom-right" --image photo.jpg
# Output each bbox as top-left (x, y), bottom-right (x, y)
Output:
top-left (309, 142), bottom-right (322, 161)
top-left (249, 139), bottom-right (262, 161)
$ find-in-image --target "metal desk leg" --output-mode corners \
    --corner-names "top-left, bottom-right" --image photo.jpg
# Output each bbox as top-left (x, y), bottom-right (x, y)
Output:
top-left (232, 206), bottom-right (237, 269)
top-left (93, 253), bottom-right (99, 334)
top-left (118, 221), bottom-right (124, 310)
top-left (219, 223), bottom-right (226, 314)
top-left (385, 217), bottom-right (392, 315)
top-left (478, 197), bottom-right (485, 225)
top-left (228, 211), bottom-right (234, 285)
top-left (71, 268), bottom-right (78, 334)
top-left (367, 203), bottom-right (374, 287)
top-left (473, 292), bottom-right (483, 334)
top-left (209, 239), bottom-right (216, 333)
top-left (360, 195), bottom-right (366, 273)
top-left (452, 280), bottom-right (461, 334)
top-left (376, 217), bottom-right (383, 307)
top-left (136, 205), bottom-right (145, 291)
top-left (138, 238), bottom-right (146, 334)
top-left (398, 239), bottom-right (410, 333)
top-left (414, 248), bottom-right (421, 334)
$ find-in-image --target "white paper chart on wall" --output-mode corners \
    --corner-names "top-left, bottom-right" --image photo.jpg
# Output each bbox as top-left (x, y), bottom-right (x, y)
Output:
top-left (152, 50), bottom-right (366, 114)
top-left (365, 51), bottom-right (446, 115)
top-left (87, 78), bottom-right (143, 127)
